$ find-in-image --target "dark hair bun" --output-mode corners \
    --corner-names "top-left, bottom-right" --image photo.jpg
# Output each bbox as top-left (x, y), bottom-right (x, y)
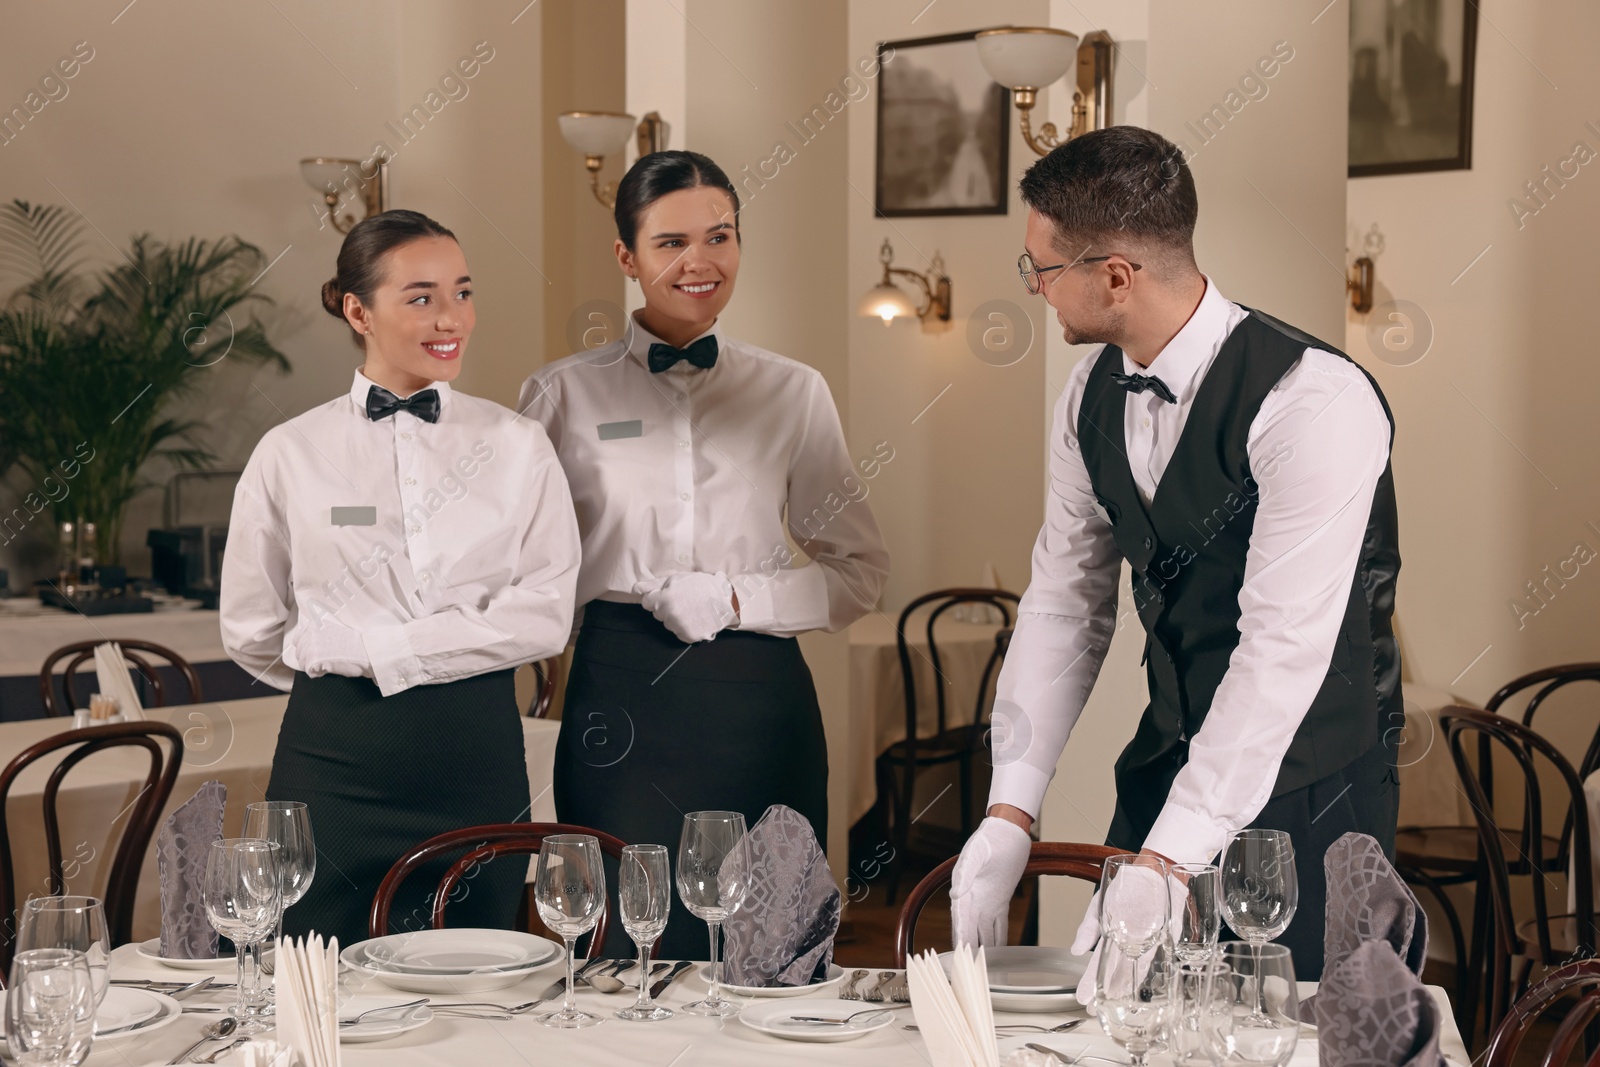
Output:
top-left (320, 278), bottom-right (344, 320)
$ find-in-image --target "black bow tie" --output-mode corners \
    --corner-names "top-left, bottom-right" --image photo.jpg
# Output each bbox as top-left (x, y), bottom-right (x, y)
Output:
top-left (647, 335), bottom-right (719, 374)
top-left (1110, 372), bottom-right (1178, 404)
top-left (366, 384), bottom-right (441, 423)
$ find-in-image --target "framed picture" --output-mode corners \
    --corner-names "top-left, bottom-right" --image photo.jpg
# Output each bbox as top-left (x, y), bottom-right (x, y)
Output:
top-left (875, 31), bottom-right (1010, 216)
top-left (1348, 0), bottom-right (1479, 177)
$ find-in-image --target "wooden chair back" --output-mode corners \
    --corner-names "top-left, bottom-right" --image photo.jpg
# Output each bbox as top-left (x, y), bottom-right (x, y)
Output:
top-left (39, 640), bottom-right (203, 718)
top-left (1483, 958), bottom-right (1600, 1067)
top-left (895, 588), bottom-right (1020, 742)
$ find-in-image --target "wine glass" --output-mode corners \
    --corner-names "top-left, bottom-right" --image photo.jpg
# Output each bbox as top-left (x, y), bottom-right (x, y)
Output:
top-left (675, 811), bottom-right (751, 1017)
top-left (1173, 958), bottom-right (1231, 1067)
top-left (1211, 943), bottom-right (1298, 1066)
top-left (1094, 933), bottom-right (1177, 1067)
top-left (7, 948), bottom-right (96, 1067)
top-left (1219, 830), bottom-right (1296, 1025)
top-left (202, 838), bottom-right (282, 1035)
top-left (1172, 864), bottom-right (1220, 963)
top-left (534, 834), bottom-right (607, 1029)
top-left (243, 800), bottom-right (316, 1010)
top-left (16, 897), bottom-right (111, 1008)
top-left (1099, 853), bottom-right (1173, 952)
top-left (615, 844), bottom-right (672, 1022)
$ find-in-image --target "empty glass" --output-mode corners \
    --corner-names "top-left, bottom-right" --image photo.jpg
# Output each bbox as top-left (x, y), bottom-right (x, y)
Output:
top-left (16, 897), bottom-right (110, 1008)
top-left (202, 838), bottom-right (283, 1034)
top-left (1174, 958), bottom-right (1231, 1067)
top-left (1173, 863), bottom-right (1220, 962)
top-left (1211, 943), bottom-right (1298, 1066)
top-left (534, 834), bottom-right (607, 1029)
top-left (1099, 853), bottom-right (1173, 952)
top-left (1094, 934), bottom-right (1177, 1067)
top-left (676, 811), bottom-right (751, 1017)
top-left (615, 844), bottom-right (672, 1022)
top-left (7, 948), bottom-right (96, 1066)
top-left (1218, 830), bottom-right (1296, 944)
top-left (243, 801), bottom-right (315, 1011)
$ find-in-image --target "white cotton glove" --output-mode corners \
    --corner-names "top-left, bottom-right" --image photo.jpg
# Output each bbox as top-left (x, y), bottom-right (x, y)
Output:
top-left (290, 617), bottom-right (370, 679)
top-left (633, 571), bottom-right (737, 644)
top-left (949, 816), bottom-right (1033, 949)
top-left (1070, 864), bottom-right (1188, 1009)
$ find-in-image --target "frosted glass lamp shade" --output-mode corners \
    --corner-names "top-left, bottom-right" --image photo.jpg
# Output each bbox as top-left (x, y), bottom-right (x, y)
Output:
top-left (558, 112), bottom-right (636, 157)
top-left (975, 27), bottom-right (1079, 89)
top-left (300, 158), bottom-right (361, 195)
top-left (857, 283), bottom-right (918, 324)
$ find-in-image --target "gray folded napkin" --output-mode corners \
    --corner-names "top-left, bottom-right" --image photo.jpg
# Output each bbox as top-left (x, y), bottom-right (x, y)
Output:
top-left (1323, 832), bottom-right (1428, 978)
top-left (157, 780), bottom-right (226, 959)
top-left (1315, 939), bottom-right (1443, 1067)
top-left (720, 804), bottom-right (841, 987)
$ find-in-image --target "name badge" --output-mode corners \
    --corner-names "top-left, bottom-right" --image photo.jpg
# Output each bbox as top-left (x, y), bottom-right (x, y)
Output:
top-left (331, 506), bottom-right (377, 526)
top-left (597, 419), bottom-right (643, 441)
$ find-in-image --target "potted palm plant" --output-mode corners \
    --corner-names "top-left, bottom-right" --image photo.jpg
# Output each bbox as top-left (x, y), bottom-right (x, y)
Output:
top-left (0, 200), bottom-right (289, 567)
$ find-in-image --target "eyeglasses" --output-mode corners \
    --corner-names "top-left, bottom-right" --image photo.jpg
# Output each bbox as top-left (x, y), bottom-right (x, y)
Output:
top-left (1017, 251), bottom-right (1142, 295)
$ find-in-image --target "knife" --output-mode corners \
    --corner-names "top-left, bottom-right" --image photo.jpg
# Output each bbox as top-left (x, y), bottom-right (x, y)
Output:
top-left (1025, 1043), bottom-right (1074, 1064)
top-left (534, 956), bottom-right (609, 1003)
top-left (649, 960), bottom-right (694, 1000)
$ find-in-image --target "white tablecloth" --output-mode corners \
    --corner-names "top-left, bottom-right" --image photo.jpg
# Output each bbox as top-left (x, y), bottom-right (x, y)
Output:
top-left (0, 695), bottom-right (559, 943)
top-left (0, 602), bottom-right (231, 677)
top-left (95, 944), bottom-right (1471, 1066)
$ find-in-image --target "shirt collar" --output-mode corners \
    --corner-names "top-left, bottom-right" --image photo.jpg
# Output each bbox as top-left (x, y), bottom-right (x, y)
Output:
top-left (624, 313), bottom-right (725, 373)
top-left (349, 368), bottom-right (454, 419)
top-left (1125, 276), bottom-right (1235, 401)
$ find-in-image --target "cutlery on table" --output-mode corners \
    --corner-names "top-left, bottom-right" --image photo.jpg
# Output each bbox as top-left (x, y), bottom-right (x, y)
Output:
top-left (166, 1017), bottom-right (237, 1065)
top-left (531, 956), bottom-right (609, 1005)
top-left (862, 970), bottom-right (898, 1003)
top-left (788, 1007), bottom-right (896, 1025)
top-left (839, 968), bottom-right (871, 1001)
top-left (584, 958), bottom-right (636, 994)
top-left (111, 977), bottom-right (220, 999)
top-left (427, 1000), bottom-right (541, 1019)
top-left (903, 1020), bottom-right (1085, 1034)
top-left (198, 1036), bottom-right (248, 1063)
top-left (648, 960), bottom-right (694, 1000)
top-left (338, 998), bottom-right (430, 1026)
top-left (1024, 1040), bottom-right (1122, 1066)
top-left (888, 973), bottom-right (911, 1003)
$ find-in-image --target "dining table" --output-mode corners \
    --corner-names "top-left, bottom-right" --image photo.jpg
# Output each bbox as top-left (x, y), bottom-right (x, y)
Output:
top-left (93, 941), bottom-right (1473, 1065)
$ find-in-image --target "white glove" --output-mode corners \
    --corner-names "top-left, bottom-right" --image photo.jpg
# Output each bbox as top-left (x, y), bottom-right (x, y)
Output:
top-left (291, 617), bottom-right (370, 679)
top-left (634, 572), bottom-right (737, 643)
top-left (1070, 864), bottom-right (1188, 1009)
top-left (949, 816), bottom-right (1033, 949)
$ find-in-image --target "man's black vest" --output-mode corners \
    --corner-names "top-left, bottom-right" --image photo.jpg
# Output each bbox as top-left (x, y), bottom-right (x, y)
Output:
top-left (1077, 308), bottom-right (1402, 839)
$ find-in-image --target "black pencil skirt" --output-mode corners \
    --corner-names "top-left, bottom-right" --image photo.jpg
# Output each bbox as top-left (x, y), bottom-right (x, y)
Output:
top-left (266, 669), bottom-right (532, 946)
top-left (555, 601), bottom-right (829, 960)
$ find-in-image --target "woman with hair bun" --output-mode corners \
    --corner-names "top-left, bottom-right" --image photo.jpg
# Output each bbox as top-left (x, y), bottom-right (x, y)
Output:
top-left (520, 151), bottom-right (889, 960)
top-left (221, 209), bottom-right (581, 944)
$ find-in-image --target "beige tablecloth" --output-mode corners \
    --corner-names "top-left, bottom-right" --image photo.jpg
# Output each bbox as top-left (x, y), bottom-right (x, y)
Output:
top-left (845, 613), bottom-right (1006, 826)
top-left (0, 695), bottom-right (559, 943)
top-left (0, 602), bottom-right (231, 677)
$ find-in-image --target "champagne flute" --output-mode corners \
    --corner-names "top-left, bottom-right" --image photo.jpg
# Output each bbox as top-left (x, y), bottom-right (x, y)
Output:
top-left (1094, 934), bottom-right (1177, 1067)
top-left (615, 844), bottom-right (672, 1022)
top-left (534, 834), bottom-right (607, 1029)
top-left (676, 811), bottom-right (751, 1017)
top-left (1218, 830), bottom-right (1296, 1025)
top-left (1172, 864), bottom-right (1220, 963)
top-left (16, 897), bottom-right (111, 1008)
top-left (243, 800), bottom-right (316, 1009)
top-left (202, 839), bottom-right (282, 1035)
top-left (1211, 943), bottom-right (1298, 1065)
top-left (7, 948), bottom-right (96, 1067)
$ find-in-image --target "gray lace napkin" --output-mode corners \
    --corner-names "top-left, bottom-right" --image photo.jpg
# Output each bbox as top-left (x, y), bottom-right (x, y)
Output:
top-left (1324, 832), bottom-right (1427, 977)
top-left (157, 780), bottom-right (226, 958)
top-left (720, 805), bottom-right (841, 987)
top-left (1315, 939), bottom-right (1443, 1067)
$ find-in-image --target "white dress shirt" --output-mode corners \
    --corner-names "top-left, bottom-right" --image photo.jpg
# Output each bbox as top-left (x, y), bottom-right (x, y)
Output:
top-left (221, 370), bottom-right (581, 697)
top-left (517, 314), bottom-right (889, 636)
top-left (988, 278), bottom-right (1393, 865)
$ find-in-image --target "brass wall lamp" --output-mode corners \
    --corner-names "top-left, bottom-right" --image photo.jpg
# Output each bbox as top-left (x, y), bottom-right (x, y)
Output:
top-left (857, 239), bottom-right (952, 333)
top-left (557, 111), bottom-right (669, 208)
top-left (975, 26), bottom-right (1115, 157)
top-left (301, 155), bottom-right (389, 234)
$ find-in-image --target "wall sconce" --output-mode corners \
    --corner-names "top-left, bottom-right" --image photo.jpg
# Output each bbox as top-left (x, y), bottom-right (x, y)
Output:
top-left (300, 155), bottom-right (388, 235)
top-left (976, 27), bottom-right (1115, 157)
top-left (1347, 222), bottom-right (1384, 313)
top-left (557, 111), bottom-right (670, 208)
top-left (857, 239), bottom-right (951, 332)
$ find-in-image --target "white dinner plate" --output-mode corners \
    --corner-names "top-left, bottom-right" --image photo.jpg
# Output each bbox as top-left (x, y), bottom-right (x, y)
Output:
top-left (343, 930), bottom-right (561, 994)
top-left (94, 986), bottom-right (163, 1034)
top-left (134, 938), bottom-right (233, 970)
top-left (337, 995), bottom-right (435, 1043)
top-left (738, 998), bottom-right (897, 1042)
top-left (697, 963), bottom-right (846, 998)
top-left (940, 946), bottom-right (1085, 996)
top-left (359, 929), bottom-right (555, 975)
top-left (93, 991), bottom-right (182, 1042)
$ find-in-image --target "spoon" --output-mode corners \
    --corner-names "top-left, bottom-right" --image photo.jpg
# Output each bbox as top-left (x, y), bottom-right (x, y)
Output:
top-left (167, 1016), bottom-right (237, 1065)
top-left (583, 958), bottom-right (635, 994)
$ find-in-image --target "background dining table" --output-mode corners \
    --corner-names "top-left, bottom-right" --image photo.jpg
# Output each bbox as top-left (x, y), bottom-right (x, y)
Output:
top-left (0, 695), bottom-right (559, 943)
top-left (95, 942), bottom-right (1472, 1066)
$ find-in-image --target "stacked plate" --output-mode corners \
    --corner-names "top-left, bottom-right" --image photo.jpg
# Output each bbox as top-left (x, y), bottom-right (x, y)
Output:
top-left (938, 946), bottom-right (1086, 1012)
top-left (342, 929), bottom-right (561, 993)
top-left (93, 988), bottom-right (183, 1041)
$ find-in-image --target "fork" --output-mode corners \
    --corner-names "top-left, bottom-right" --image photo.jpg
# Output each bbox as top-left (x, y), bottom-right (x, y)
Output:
top-left (861, 970), bottom-right (891, 1003)
top-left (839, 969), bottom-right (871, 1001)
top-left (788, 1007), bottom-right (896, 1025)
top-left (429, 1000), bottom-right (543, 1017)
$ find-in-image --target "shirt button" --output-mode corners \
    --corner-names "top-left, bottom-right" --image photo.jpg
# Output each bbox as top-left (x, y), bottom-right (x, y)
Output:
top-left (420, 573), bottom-right (431, 583)
top-left (404, 477), bottom-right (416, 486)
top-left (680, 492), bottom-right (691, 501)
top-left (677, 553), bottom-right (689, 564)
top-left (411, 524), bottom-right (421, 534)
top-left (677, 440), bottom-right (689, 449)
top-left (1142, 418), bottom-right (1151, 428)
top-left (400, 432), bottom-right (412, 441)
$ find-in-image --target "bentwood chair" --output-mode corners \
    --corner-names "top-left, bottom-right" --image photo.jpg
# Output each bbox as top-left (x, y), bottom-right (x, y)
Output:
top-left (39, 639), bottom-right (204, 717)
top-left (370, 822), bottom-right (634, 958)
top-left (893, 841), bottom-right (1122, 967)
top-left (0, 721), bottom-right (184, 970)
top-left (1441, 706), bottom-right (1598, 1044)
top-left (1483, 958), bottom-right (1600, 1067)
top-left (527, 657), bottom-right (562, 719)
top-left (877, 587), bottom-right (1020, 903)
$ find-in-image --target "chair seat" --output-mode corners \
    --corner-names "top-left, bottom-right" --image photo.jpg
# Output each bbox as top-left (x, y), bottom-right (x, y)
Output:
top-left (1396, 824), bottom-right (1563, 874)
top-left (880, 727), bottom-right (977, 767)
top-left (1515, 913), bottom-right (1600, 960)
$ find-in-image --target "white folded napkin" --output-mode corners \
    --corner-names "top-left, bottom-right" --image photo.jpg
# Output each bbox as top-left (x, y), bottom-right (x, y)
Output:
top-left (234, 1039), bottom-right (297, 1067)
top-left (275, 935), bottom-right (341, 1067)
top-left (93, 642), bottom-right (146, 720)
top-left (907, 946), bottom-right (999, 1067)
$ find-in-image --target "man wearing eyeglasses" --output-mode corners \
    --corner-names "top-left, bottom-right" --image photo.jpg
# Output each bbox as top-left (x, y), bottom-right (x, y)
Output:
top-left (949, 125), bottom-right (1400, 986)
